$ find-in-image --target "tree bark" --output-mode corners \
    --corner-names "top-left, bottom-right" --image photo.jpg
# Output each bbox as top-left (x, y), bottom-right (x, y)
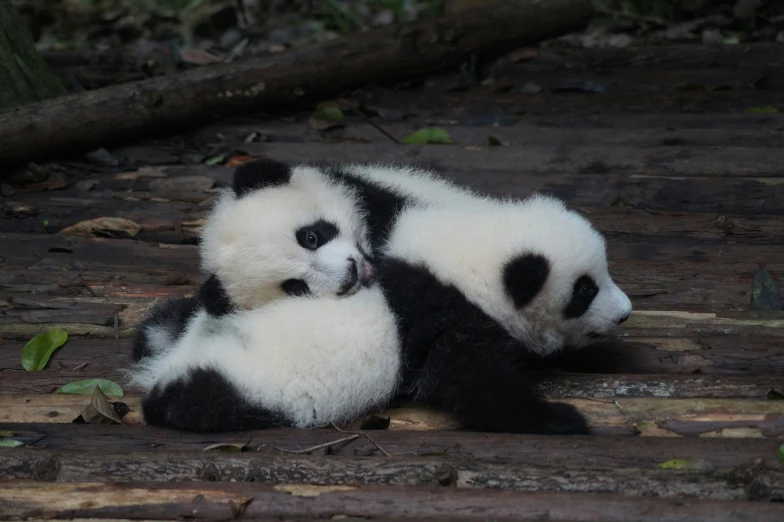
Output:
top-left (1, 449), bottom-right (782, 501)
top-left (0, 0), bottom-right (64, 110)
top-left (0, 0), bottom-right (594, 167)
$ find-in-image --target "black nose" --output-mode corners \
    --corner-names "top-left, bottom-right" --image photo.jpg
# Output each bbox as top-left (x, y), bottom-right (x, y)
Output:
top-left (616, 313), bottom-right (630, 324)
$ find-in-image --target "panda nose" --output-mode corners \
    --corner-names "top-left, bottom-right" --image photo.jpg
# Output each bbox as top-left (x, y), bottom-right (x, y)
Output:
top-left (616, 313), bottom-right (630, 325)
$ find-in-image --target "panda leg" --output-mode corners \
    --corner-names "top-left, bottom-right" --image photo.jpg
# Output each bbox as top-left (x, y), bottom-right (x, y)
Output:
top-left (142, 367), bottom-right (283, 433)
top-left (418, 340), bottom-right (589, 435)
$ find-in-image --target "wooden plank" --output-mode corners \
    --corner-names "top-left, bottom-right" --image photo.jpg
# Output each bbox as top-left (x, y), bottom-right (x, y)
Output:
top-left (491, 43), bottom-right (784, 72)
top-left (2, 423), bottom-right (781, 468)
top-left (1, 449), bottom-right (782, 501)
top-left (182, 119), bottom-right (784, 148)
top-left (2, 395), bottom-right (784, 438)
top-left (351, 88), bottom-right (784, 116)
top-left (240, 142), bottom-right (784, 178)
top-left (534, 373), bottom-right (784, 400)
top-left (2, 481), bottom-right (783, 521)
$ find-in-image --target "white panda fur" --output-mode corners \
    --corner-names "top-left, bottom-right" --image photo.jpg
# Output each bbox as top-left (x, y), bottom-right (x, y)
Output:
top-left (129, 285), bottom-right (400, 431)
top-left (131, 160), bottom-right (375, 363)
top-left (129, 161), bottom-right (632, 434)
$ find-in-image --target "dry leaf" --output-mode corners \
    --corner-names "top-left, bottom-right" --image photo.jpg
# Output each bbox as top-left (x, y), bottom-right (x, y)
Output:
top-left (508, 48), bottom-right (539, 63)
top-left (60, 217), bottom-right (141, 238)
top-left (114, 166), bottom-right (167, 181)
top-left (226, 155), bottom-right (256, 167)
top-left (273, 485), bottom-right (357, 497)
top-left (203, 440), bottom-right (250, 452)
top-left (180, 48), bottom-right (223, 66)
top-left (73, 386), bottom-right (123, 425)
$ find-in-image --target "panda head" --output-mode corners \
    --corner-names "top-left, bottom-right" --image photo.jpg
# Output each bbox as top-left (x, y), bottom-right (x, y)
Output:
top-left (498, 195), bottom-right (632, 353)
top-left (200, 159), bottom-right (375, 310)
top-left (385, 194), bottom-right (632, 355)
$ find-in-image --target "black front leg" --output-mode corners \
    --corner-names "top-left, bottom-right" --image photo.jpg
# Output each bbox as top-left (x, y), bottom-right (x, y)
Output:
top-left (417, 337), bottom-right (589, 435)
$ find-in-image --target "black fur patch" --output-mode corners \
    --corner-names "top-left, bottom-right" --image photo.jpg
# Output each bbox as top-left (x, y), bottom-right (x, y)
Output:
top-left (295, 220), bottom-right (339, 250)
top-left (233, 159), bottom-right (291, 197)
top-left (199, 275), bottom-right (235, 317)
top-left (378, 257), bottom-right (589, 435)
top-left (502, 253), bottom-right (550, 308)
top-left (132, 296), bottom-right (201, 362)
top-left (281, 279), bottom-right (311, 296)
top-left (142, 367), bottom-right (284, 432)
top-left (319, 165), bottom-right (410, 252)
top-left (563, 275), bottom-right (599, 319)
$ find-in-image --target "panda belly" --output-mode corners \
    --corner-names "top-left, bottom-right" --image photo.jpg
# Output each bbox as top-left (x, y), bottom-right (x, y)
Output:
top-left (134, 285), bottom-right (402, 431)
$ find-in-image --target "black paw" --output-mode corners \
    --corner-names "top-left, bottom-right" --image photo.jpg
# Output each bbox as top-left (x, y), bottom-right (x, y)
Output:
top-left (540, 402), bottom-right (590, 435)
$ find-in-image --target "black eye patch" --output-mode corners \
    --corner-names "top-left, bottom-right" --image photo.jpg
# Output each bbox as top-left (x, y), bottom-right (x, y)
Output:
top-left (281, 279), bottom-right (311, 297)
top-left (296, 220), bottom-right (339, 250)
top-left (563, 275), bottom-right (599, 319)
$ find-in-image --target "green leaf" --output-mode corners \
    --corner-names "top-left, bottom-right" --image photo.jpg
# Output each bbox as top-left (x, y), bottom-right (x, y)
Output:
top-left (488, 135), bottom-right (504, 147)
top-left (57, 378), bottom-right (124, 397)
top-left (746, 106), bottom-right (779, 114)
top-left (778, 444), bottom-right (784, 465)
top-left (203, 152), bottom-right (228, 165)
top-left (0, 440), bottom-right (24, 448)
top-left (21, 329), bottom-right (68, 371)
top-left (768, 389), bottom-right (784, 400)
top-left (308, 105), bottom-right (345, 131)
top-left (312, 106), bottom-right (344, 123)
top-left (402, 128), bottom-right (454, 145)
top-left (657, 459), bottom-right (694, 469)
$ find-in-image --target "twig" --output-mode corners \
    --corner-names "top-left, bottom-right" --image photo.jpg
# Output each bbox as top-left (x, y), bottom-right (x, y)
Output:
top-left (331, 422), bottom-right (391, 457)
top-left (71, 362), bottom-right (89, 371)
top-left (336, 100), bottom-right (400, 145)
top-left (271, 434), bottom-right (359, 455)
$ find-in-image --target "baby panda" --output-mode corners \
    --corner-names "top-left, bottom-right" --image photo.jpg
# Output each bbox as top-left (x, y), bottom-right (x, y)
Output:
top-left (132, 160), bottom-right (374, 363)
top-left (129, 160), bottom-right (632, 434)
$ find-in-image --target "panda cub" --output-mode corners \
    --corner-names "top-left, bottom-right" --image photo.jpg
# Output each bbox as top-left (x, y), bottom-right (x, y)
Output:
top-left (129, 160), bottom-right (632, 434)
top-left (132, 161), bottom-right (374, 362)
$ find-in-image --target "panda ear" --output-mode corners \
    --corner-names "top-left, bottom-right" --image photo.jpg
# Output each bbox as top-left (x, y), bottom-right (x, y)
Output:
top-left (503, 253), bottom-right (550, 308)
top-left (233, 159), bottom-right (292, 197)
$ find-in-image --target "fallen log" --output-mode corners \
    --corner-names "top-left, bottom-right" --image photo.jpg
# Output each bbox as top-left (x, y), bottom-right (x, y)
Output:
top-left (2, 481), bottom-right (783, 521)
top-left (2, 395), bottom-right (783, 438)
top-left (1, 449), bottom-right (781, 501)
top-left (0, 0), bottom-right (594, 167)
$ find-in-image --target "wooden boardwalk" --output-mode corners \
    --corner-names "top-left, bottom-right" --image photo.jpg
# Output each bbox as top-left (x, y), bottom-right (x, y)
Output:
top-left (2, 43), bottom-right (784, 520)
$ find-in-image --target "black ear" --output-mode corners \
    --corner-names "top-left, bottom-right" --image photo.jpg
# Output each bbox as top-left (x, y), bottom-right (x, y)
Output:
top-left (503, 253), bottom-right (550, 308)
top-left (233, 159), bottom-right (292, 197)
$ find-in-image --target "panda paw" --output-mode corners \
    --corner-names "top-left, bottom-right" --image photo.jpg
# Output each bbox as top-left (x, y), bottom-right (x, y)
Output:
top-left (539, 402), bottom-right (590, 435)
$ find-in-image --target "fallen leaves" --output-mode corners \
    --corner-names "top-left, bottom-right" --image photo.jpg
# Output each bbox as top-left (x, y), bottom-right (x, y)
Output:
top-left (308, 105), bottom-right (345, 131)
top-left (21, 329), bottom-right (68, 371)
top-left (57, 378), bottom-right (124, 397)
top-left (779, 444), bottom-right (784, 465)
top-left (203, 440), bottom-right (250, 452)
top-left (746, 106), bottom-right (779, 113)
top-left (402, 128), bottom-right (454, 145)
top-left (72, 386), bottom-right (124, 425)
top-left (0, 440), bottom-right (24, 448)
top-left (60, 217), bottom-right (141, 238)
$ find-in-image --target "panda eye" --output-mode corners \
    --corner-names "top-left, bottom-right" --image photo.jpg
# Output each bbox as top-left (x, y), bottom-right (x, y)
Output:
top-left (578, 282), bottom-right (597, 298)
top-left (305, 230), bottom-right (319, 249)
